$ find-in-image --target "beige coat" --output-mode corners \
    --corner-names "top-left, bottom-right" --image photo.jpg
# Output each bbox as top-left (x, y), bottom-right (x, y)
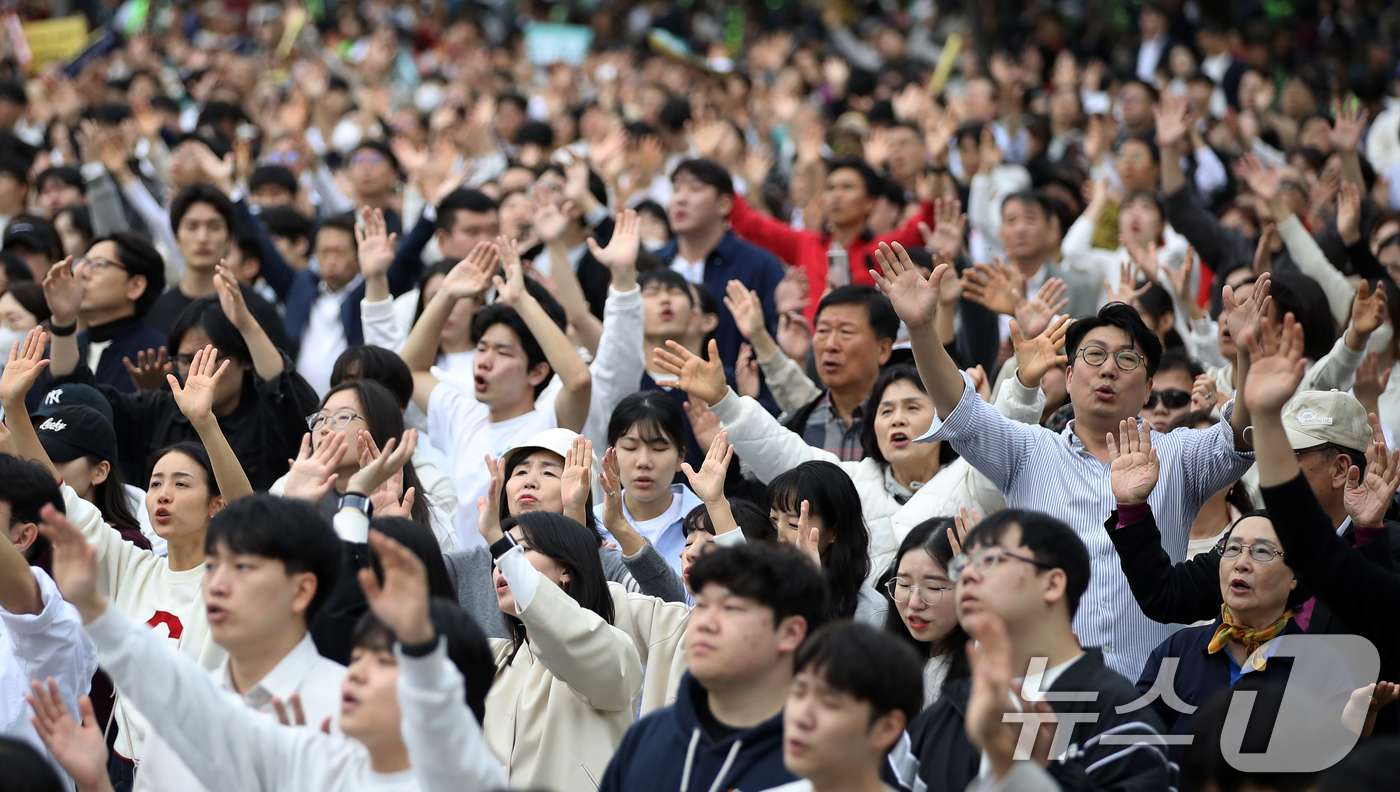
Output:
top-left (611, 584), bottom-right (692, 716)
top-left (485, 573), bottom-right (644, 791)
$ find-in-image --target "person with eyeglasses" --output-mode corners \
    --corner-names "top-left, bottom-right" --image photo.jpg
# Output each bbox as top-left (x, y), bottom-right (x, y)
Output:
top-left (875, 518), bottom-right (969, 710)
top-left (897, 509), bottom-right (1172, 792)
top-left (878, 239), bottom-right (1258, 680)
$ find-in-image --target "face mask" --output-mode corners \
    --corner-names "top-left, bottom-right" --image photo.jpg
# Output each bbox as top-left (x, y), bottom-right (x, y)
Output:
top-left (642, 236), bottom-right (668, 252)
top-left (1367, 322), bottom-right (1394, 357)
top-left (0, 326), bottom-right (30, 372)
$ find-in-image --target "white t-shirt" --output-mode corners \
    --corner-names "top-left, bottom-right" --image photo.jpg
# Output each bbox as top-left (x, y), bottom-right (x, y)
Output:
top-left (136, 634), bottom-right (346, 792)
top-left (427, 384), bottom-right (558, 548)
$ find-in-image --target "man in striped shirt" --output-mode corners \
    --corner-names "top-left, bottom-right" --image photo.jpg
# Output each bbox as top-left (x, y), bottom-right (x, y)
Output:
top-left (875, 243), bottom-right (1260, 680)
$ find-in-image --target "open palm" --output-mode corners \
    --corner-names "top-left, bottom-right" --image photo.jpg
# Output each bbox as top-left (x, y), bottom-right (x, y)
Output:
top-left (169, 345), bottom-right (228, 423)
top-left (653, 339), bottom-right (728, 406)
top-left (682, 430), bottom-right (733, 503)
top-left (872, 242), bottom-right (944, 327)
top-left (0, 327), bottom-right (50, 405)
top-left (1108, 418), bottom-right (1159, 505)
top-left (1241, 316), bottom-right (1306, 415)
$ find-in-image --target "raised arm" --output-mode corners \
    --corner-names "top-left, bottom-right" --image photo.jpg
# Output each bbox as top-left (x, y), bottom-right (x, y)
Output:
top-left (401, 241), bottom-right (497, 412)
top-left (680, 430), bottom-right (740, 539)
top-left (870, 242), bottom-right (964, 417)
top-left (582, 210), bottom-right (646, 449)
top-left (0, 496), bottom-right (40, 615)
top-left (356, 206), bottom-right (399, 305)
top-left (534, 187), bottom-right (604, 355)
top-left (0, 328), bottom-right (58, 480)
top-left (496, 236), bottom-right (592, 432)
top-left (42, 259), bottom-right (82, 379)
top-left (1222, 273), bottom-right (1274, 451)
top-left (169, 345), bottom-right (253, 502)
top-left (214, 263), bottom-right (284, 381)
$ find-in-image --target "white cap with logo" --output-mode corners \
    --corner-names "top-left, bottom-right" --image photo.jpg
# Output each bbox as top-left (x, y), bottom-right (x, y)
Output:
top-left (1281, 390), bottom-right (1372, 453)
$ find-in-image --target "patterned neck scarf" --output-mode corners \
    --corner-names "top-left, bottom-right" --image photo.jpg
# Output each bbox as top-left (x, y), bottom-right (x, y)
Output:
top-left (1207, 604), bottom-right (1293, 671)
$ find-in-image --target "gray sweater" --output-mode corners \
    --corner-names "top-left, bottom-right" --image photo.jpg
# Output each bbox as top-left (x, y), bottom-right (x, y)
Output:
top-left (443, 539), bottom-right (686, 639)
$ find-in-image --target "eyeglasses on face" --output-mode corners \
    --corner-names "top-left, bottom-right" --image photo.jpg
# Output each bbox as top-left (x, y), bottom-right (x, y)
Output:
top-left (71, 257), bottom-right (126, 276)
top-left (1145, 389), bottom-right (1191, 410)
top-left (306, 409), bottom-right (363, 431)
top-left (948, 547), bottom-right (1053, 583)
top-left (1077, 346), bottom-right (1146, 372)
top-left (885, 577), bottom-right (954, 606)
top-left (1221, 541), bottom-right (1285, 563)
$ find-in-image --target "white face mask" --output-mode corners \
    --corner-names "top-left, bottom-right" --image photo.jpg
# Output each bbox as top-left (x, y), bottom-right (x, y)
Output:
top-left (642, 236), bottom-right (669, 253)
top-left (1367, 322), bottom-right (1394, 357)
top-left (0, 326), bottom-right (30, 372)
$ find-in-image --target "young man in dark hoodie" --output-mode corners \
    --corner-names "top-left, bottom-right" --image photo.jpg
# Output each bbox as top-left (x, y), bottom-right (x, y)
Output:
top-left (598, 543), bottom-right (825, 792)
top-left (900, 509), bottom-right (1174, 792)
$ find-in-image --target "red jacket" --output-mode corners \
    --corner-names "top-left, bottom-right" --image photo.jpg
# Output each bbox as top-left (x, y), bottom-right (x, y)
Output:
top-left (729, 194), bottom-right (937, 321)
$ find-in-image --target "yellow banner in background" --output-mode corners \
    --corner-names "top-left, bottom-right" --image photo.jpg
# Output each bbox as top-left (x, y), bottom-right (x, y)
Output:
top-left (22, 16), bottom-right (89, 70)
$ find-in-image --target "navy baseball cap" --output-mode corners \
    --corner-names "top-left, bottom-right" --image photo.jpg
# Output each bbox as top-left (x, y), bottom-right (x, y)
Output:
top-left (34, 383), bottom-right (114, 424)
top-left (36, 405), bottom-right (119, 465)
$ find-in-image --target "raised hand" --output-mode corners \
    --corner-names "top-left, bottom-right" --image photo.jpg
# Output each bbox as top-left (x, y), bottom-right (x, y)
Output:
top-left (586, 208), bottom-right (641, 282)
top-left (168, 345), bottom-right (229, 425)
top-left (1163, 247), bottom-right (1204, 320)
top-left (37, 503), bottom-right (105, 623)
top-left (1154, 92), bottom-right (1191, 151)
top-left (0, 327), bottom-right (50, 406)
top-left (1015, 277), bottom-right (1069, 339)
top-left (214, 263), bottom-right (256, 334)
top-left (1223, 272), bottom-right (1272, 350)
top-left (1233, 154), bottom-right (1283, 203)
top-left (476, 454), bottom-right (505, 545)
top-left (1241, 314), bottom-right (1307, 415)
top-left (1338, 182), bottom-right (1363, 245)
top-left (1105, 260), bottom-right (1152, 306)
top-left (492, 235), bottom-right (529, 306)
top-left (1190, 374), bottom-right (1220, 414)
top-left (920, 198), bottom-right (967, 260)
top-left (794, 500), bottom-right (822, 566)
top-left (735, 343), bottom-right (760, 399)
top-left (773, 267), bottom-right (811, 316)
top-left (122, 346), bottom-right (173, 391)
top-left (961, 257), bottom-right (1023, 316)
top-left (776, 311), bottom-right (814, 363)
top-left (356, 206), bottom-right (398, 280)
top-left (653, 339), bottom-right (729, 407)
top-left (724, 280), bottom-right (768, 342)
top-left (347, 429), bottom-right (418, 499)
top-left (1120, 233), bottom-right (1160, 282)
top-left (683, 399), bottom-right (724, 453)
top-left (284, 432), bottom-right (350, 503)
top-left (949, 507), bottom-right (981, 556)
top-left (27, 680), bottom-right (111, 792)
top-left (560, 435), bottom-right (593, 523)
top-left (358, 530), bottom-right (434, 646)
top-left (682, 429), bottom-right (734, 504)
top-left (963, 613), bottom-right (1056, 778)
top-left (1344, 414), bottom-right (1400, 529)
top-left (1349, 280), bottom-right (1388, 340)
top-left (43, 258), bottom-right (81, 326)
top-left (871, 242), bottom-right (946, 328)
top-left (966, 365), bottom-right (993, 402)
top-left (1107, 418), bottom-right (1159, 506)
top-left (1330, 97), bottom-right (1368, 155)
top-left (1011, 314), bottom-right (1072, 388)
top-left (1252, 224), bottom-right (1277, 274)
top-left (441, 240), bottom-right (499, 300)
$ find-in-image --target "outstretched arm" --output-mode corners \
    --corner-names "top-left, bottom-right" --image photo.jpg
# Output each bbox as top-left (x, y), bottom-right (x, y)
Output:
top-left (214, 263), bottom-right (284, 381)
top-left (496, 236), bottom-right (592, 432)
top-left (870, 242), bottom-right (964, 417)
top-left (401, 241), bottom-right (498, 411)
top-left (168, 345), bottom-right (254, 502)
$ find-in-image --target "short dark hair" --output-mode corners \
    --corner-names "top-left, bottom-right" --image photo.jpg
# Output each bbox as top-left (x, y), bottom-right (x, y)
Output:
top-left (768, 461), bottom-right (870, 622)
top-left (331, 346), bottom-right (415, 410)
top-left (1116, 135), bottom-right (1161, 164)
top-left (828, 156), bottom-right (882, 198)
top-left (316, 214), bottom-right (359, 252)
top-left (1269, 275), bottom-right (1337, 361)
top-left (638, 268), bottom-right (695, 306)
top-left (1156, 348), bottom-right (1204, 380)
top-left (351, 597), bottom-right (495, 724)
top-left (794, 622), bottom-right (924, 728)
top-left (151, 441), bottom-right (221, 497)
top-left (350, 139), bottom-right (402, 177)
top-left (36, 166), bottom-right (83, 196)
top-left (816, 285), bottom-right (899, 343)
top-left (1183, 679), bottom-right (1317, 792)
top-left (963, 509), bottom-right (1091, 619)
top-left (1064, 301), bottom-right (1165, 376)
top-left (233, 225), bottom-right (264, 270)
top-left (471, 298), bottom-right (566, 400)
top-left (204, 496), bottom-right (342, 622)
top-left (0, 737), bottom-right (61, 792)
top-left (170, 183), bottom-right (236, 237)
top-left (659, 97), bottom-right (692, 132)
top-left (514, 120), bottom-right (554, 149)
top-left (671, 158), bottom-right (734, 198)
top-left (249, 165), bottom-right (298, 196)
top-left (0, 454), bottom-right (64, 562)
top-left (53, 204), bottom-right (92, 251)
top-left (0, 80), bottom-right (28, 106)
top-left (607, 391), bottom-right (686, 451)
top-left (1122, 77), bottom-right (1161, 103)
top-left (367, 516), bottom-right (456, 600)
top-left (4, 282), bottom-right (49, 324)
top-left (497, 92), bottom-right (528, 112)
top-left (688, 542), bottom-right (826, 632)
top-left (682, 499), bottom-right (776, 543)
top-left (259, 205), bottom-right (313, 245)
top-left (97, 232), bottom-right (167, 318)
top-left (1001, 190), bottom-right (1051, 221)
top-left (437, 189), bottom-right (498, 233)
top-left (168, 296), bottom-right (253, 368)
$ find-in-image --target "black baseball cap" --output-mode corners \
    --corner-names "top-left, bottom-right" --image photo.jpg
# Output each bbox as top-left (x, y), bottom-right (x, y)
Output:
top-left (3, 220), bottom-right (58, 258)
top-left (34, 383), bottom-right (114, 424)
top-left (35, 405), bottom-right (119, 465)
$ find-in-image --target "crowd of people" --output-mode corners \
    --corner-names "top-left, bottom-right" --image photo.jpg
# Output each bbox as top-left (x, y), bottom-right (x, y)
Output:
top-left (4, 0), bottom-right (1400, 790)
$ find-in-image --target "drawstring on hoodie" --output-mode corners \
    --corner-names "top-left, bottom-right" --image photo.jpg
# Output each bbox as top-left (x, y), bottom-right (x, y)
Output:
top-left (679, 727), bottom-right (743, 792)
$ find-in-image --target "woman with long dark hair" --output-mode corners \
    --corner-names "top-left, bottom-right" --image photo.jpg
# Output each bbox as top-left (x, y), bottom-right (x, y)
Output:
top-left (877, 518), bottom-right (970, 708)
top-left (768, 460), bottom-right (884, 624)
top-left (477, 496), bottom-right (642, 790)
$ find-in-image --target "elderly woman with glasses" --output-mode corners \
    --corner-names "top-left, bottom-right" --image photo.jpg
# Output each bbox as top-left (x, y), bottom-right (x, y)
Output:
top-left (1100, 418), bottom-right (1370, 744)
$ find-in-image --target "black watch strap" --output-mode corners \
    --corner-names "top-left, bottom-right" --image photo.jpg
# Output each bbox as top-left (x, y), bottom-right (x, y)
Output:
top-left (400, 635), bottom-right (439, 657)
top-left (490, 534), bottom-right (518, 559)
top-left (340, 491), bottom-right (373, 517)
top-left (50, 321), bottom-right (78, 337)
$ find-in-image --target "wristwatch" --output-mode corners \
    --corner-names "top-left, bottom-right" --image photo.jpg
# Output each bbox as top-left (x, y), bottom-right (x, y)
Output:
top-left (340, 491), bottom-right (373, 517)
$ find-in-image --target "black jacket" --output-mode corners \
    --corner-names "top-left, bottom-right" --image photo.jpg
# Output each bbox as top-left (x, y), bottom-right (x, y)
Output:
top-left (51, 351), bottom-right (319, 491)
top-left (75, 317), bottom-right (170, 393)
top-left (903, 648), bottom-right (1173, 792)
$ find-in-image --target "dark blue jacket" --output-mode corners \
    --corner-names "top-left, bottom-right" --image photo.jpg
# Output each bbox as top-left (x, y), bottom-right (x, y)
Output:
top-left (77, 318), bottom-right (170, 393)
top-left (247, 203), bottom-right (428, 352)
top-left (598, 671), bottom-right (795, 792)
top-left (656, 230), bottom-right (785, 369)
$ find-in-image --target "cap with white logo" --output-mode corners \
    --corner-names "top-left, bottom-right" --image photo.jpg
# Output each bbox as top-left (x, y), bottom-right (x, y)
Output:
top-left (35, 405), bottom-right (119, 465)
top-left (1282, 390), bottom-right (1372, 453)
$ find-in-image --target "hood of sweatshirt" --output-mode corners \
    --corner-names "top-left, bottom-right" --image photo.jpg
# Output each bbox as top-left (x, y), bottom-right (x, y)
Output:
top-left (666, 671), bottom-right (793, 792)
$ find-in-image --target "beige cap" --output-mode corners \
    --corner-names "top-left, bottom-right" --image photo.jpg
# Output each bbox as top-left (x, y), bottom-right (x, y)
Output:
top-left (501, 428), bottom-right (600, 479)
top-left (1281, 390), bottom-right (1372, 452)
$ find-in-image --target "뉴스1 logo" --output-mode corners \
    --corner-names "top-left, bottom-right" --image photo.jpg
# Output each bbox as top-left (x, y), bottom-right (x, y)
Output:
top-left (38, 417), bottom-right (67, 432)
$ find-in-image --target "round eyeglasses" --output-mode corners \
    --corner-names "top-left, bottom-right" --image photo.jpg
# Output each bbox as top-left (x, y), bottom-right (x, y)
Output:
top-left (306, 409), bottom-right (363, 431)
top-left (885, 578), bottom-right (954, 606)
top-left (1221, 541), bottom-right (1285, 563)
top-left (1077, 347), bottom-right (1146, 372)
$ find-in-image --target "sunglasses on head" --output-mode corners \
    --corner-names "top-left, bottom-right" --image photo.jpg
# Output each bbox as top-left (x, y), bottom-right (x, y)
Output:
top-left (1145, 389), bottom-right (1191, 410)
